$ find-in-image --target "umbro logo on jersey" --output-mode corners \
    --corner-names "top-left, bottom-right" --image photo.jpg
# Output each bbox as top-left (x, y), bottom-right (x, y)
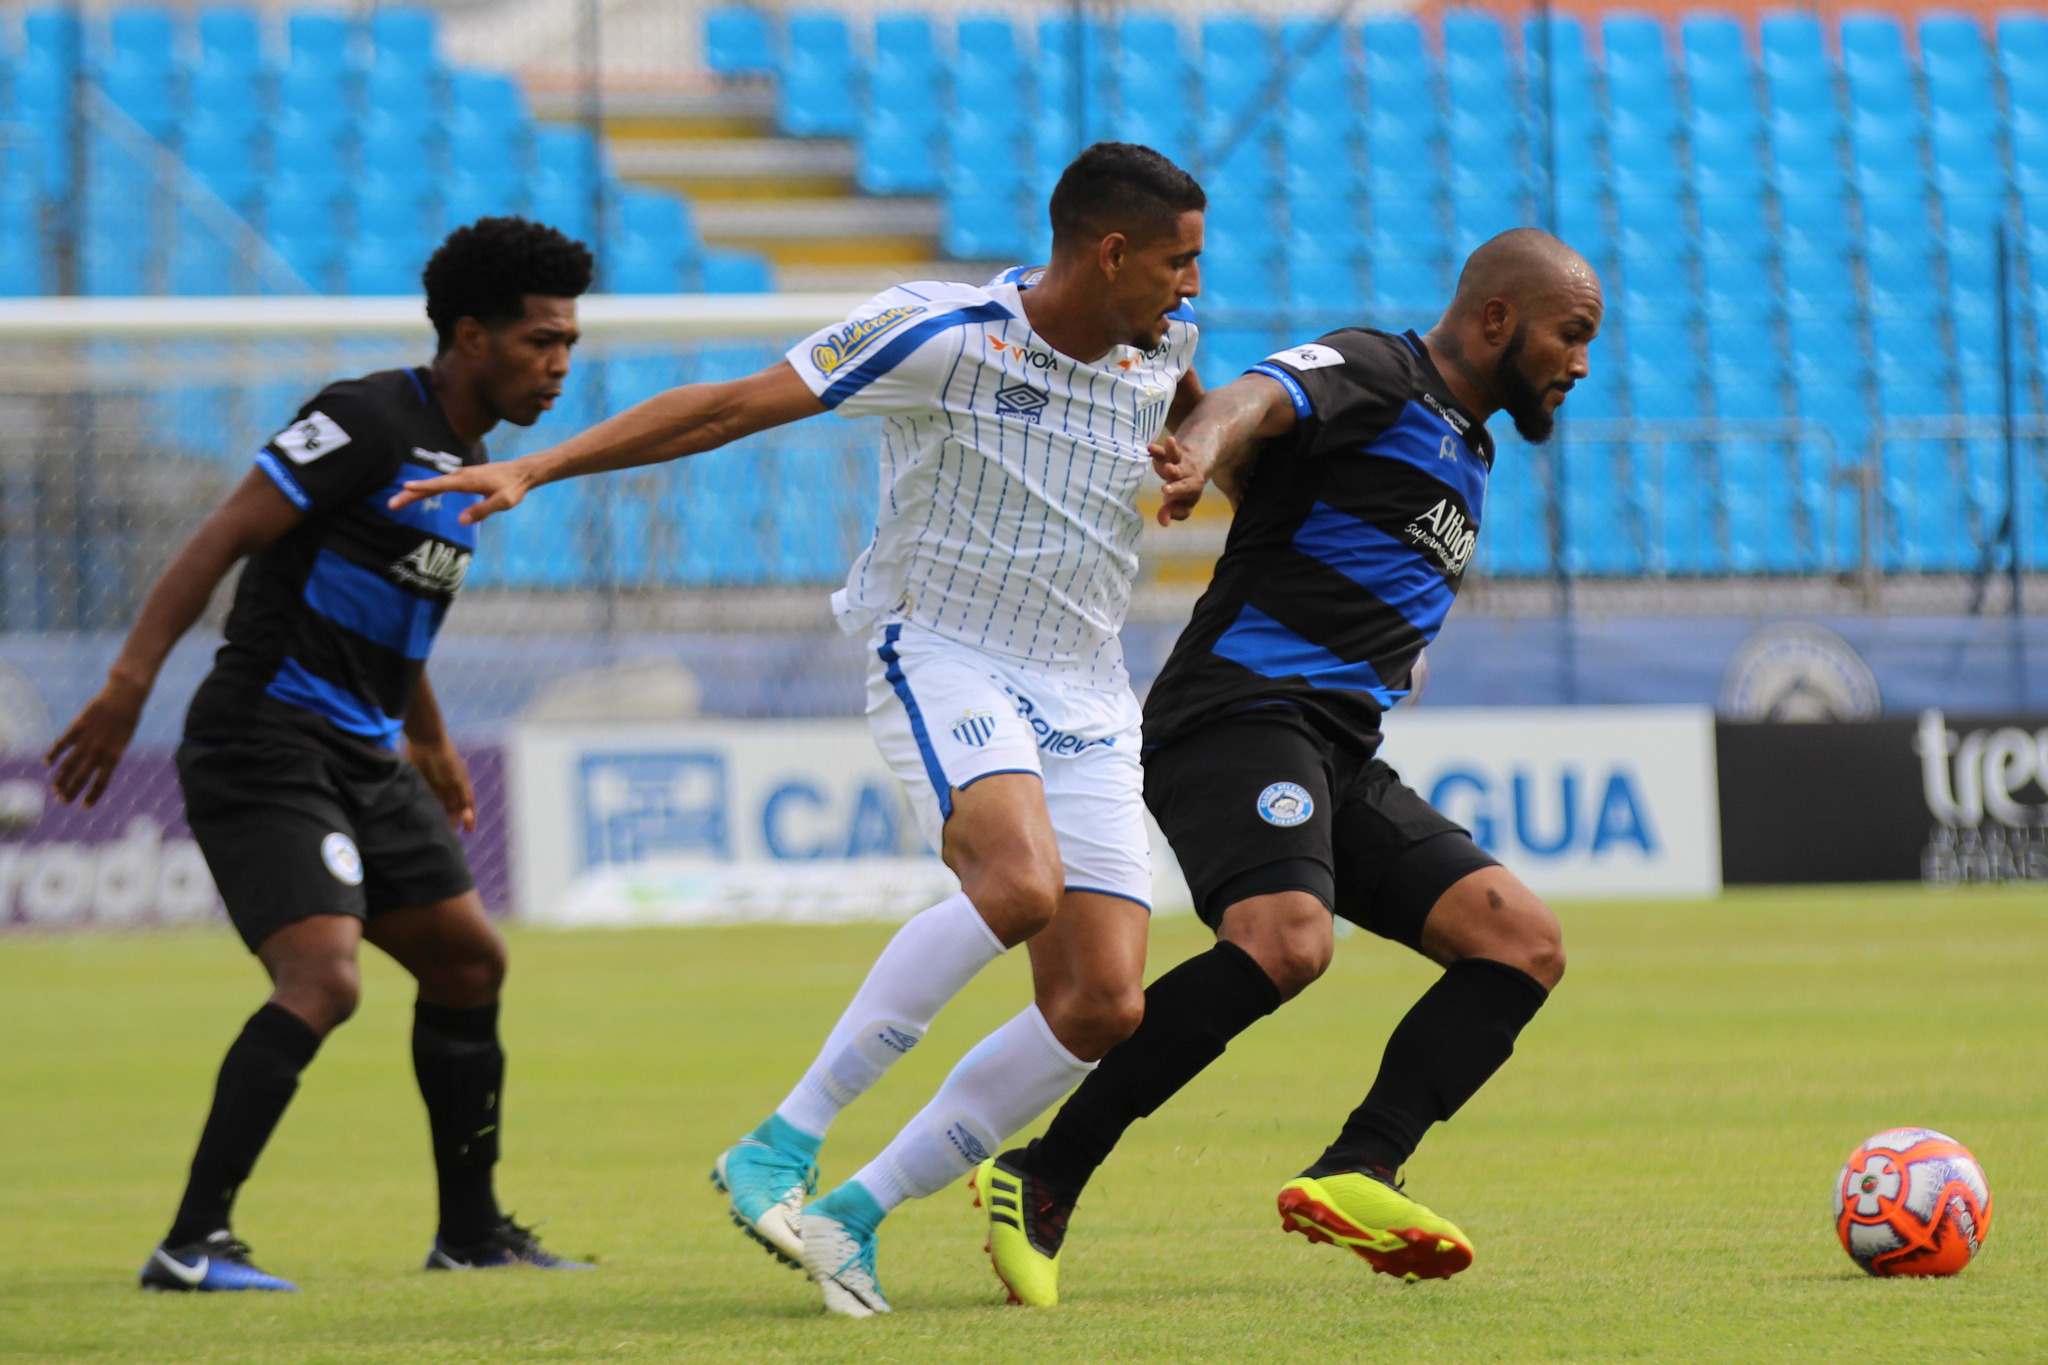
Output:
top-left (988, 337), bottom-right (1059, 372)
top-left (391, 541), bottom-right (471, 594)
top-left (810, 305), bottom-right (927, 375)
top-left (411, 447), bottom-right (462, 474)
top-left (1422, 392), bottom-right (1471, 434)
top-left (950, 710), bottom-right (998, 747)
top-left (1408, 498), bottom-right (1477, 575)
top-left (272, 411), bottom-right (351, 464)
top-left (995, 383), bottom-right (1049, 423)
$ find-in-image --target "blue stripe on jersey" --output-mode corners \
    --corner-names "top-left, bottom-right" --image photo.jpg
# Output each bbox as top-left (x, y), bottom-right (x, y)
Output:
top-left (254, 451), bottom-right (312, 510)
top-left (266, 656), bottom-right (403, 747)
top-left (1212, 604), bottom-right (1407, 708)
top-left (820, 300), bottom-right (1014, 409)
top-left (877, 624), bottom-right (954, 819)
top-left (404, 367), bottom-right (430, 404)
top-left (302, 548), bottom-right (446, 659)
top-left (1248, 362), bottom-right (1313, 419)
top-left (1293, 502), bottom-right (1455, 638)
top-left (370, 463), bottom-right (481, 547)
top-left (1359, 400), bottom-right (1488, 520)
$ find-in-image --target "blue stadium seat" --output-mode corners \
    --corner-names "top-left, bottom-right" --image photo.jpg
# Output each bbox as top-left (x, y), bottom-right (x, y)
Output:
top-left (956, 17), bottom-right (1024, 118)
top-left (1202, 15), bottom-right (1275, 133)
top-left (1700, 233), bottom-right (1770, 314)
top-left (1768, 107), bottom-right (1844, 188)
top-left (1287, 244), bottom-right (1364, 315)
top-left (1452, 192), bottom-right (1526, 256)
top-left (2000, 18), bottom-right (2048, 109)
top-left (705, 7), bottom-right (775, 77)
top-left (1841, 17), bottom-right (1912, 88)
top-left (943, 194), bottom-right (1026, 260)
top-left (1281, 19), bottom-right (1355, 170)
top-left (1363, 20), bottom-right (1431, 112)
top-left (779, 12), bottom-right (856, 138)
top-left (1781, 240), bottom-right (1857, 318)
top-left (859, 15), bottom-right (940, 194)
top-left (1288, 186), bottom-right (1358, 247)
top-left (1761, 17), bottom-right (1834, 120)
top-left (198, 7), bottom-right (263, 70)
top-left (528, 186), bottom-right (593, 251)
top-left (534, 126), bottom-right (602, 199)
top-left (442, 166), bottom-right (524, 225)
top-left (448, 73), bottom-right (526, 165)
top-left (184, 121), bottom-right (261, 211)
top-left (1038, 14), bottom-right (1115, 149)
top-left (1117, 14), bottom-right (1191, 165)
top-left (1444, 12), bottom-right (1511, 90)
top-left (1554, 195), bottom-right (1611, 268)
top-left (1525, 16), bottom-right (1594, 119)
top-left (1368, 236), bottom-right (1446, 318)
top-left (700, 249), bottom-right (772, 293)
top-left (1207, 193), bottom-right (1279, 254)
top-left (1448, 108), bottom-right (1522, 197)
top-left (1778, 191), bottom-right (1850, 246)
top-left (1198, 247), bottom-right (1276, 312)
top-left (1366, 111), bottom-right (1442, 204)
top-left (287, 11), bottom-right (356, 87)
top-left (370, 7), bottom-right (440, 74)
top-left (343, 230), bottom-right (430, 294)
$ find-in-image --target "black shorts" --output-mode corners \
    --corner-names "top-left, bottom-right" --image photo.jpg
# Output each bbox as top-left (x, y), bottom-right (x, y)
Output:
top-left (177, 737), bottom-right (474, 952)
top-left (1143, 708), bottom-right (1499, 951)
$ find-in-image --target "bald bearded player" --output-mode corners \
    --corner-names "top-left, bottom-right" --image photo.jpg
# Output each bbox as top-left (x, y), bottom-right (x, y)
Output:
top-left (970, 229), bottom-right (1604, 1304)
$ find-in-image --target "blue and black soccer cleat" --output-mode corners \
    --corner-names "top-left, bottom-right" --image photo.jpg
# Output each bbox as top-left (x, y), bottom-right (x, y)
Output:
top-left (139, 1231), bottom-right (298, 1292)
top-left (424, 1214), bottom-right (593, 1271)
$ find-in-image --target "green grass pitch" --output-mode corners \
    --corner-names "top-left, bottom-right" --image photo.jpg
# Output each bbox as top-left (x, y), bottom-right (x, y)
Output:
top-left (3, 886), bottom-right (2045, 1363)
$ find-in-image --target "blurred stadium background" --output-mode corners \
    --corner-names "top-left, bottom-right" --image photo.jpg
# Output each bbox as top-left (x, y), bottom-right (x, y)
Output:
top-left (0, 0), bottom-right (2044, 930)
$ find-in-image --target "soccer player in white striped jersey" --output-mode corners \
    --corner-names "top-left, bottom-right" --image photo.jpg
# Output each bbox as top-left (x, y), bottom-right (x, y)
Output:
top-left (392, 143), bottom-right (1206, 1316)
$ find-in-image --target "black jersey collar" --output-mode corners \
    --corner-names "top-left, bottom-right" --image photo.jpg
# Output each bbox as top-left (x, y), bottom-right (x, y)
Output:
top-left (1400, 329), bottom-right (1491, 459)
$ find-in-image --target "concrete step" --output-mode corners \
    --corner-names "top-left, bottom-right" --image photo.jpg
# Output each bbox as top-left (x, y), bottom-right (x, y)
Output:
top-left (612, 137), bottom-right (855, 200)
top-left (525, 79), bottom-right (776, 139)
top-left (694, 196), bottom-right (941, 266)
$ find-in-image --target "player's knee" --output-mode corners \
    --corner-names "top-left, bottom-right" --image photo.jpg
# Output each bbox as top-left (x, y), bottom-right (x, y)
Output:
top-left (276, 962), bottom-right (360, 1034)
top-left (1045, 983), bottom-right (1145, 1060)
top-left (1499, 900), bottom-right (1565, 991)
top-left (961, 852), bottom-right (1063, 944)
top-left (1263, 928), bottom-right (1334, 1000)
top-left (433, 940), bottom-right (507, 1006)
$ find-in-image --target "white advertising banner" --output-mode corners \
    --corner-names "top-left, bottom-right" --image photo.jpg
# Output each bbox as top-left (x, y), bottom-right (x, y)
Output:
top-left (507, 706), bottom-right (1720, 925)
top-left (1374, 705), bottom-right (1722, 899)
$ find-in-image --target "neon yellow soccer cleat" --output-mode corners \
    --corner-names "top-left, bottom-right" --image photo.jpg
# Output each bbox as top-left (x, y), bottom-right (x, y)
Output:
top-left (1277, 1171), bottom-right (1475, 1282)
top-left (970, 1156), bottom-right (1070, 1307)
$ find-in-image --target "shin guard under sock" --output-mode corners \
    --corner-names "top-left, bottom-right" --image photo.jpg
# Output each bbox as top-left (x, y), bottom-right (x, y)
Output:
top-left (166, 1002), bottom-right (323, 1246)
top-left (1024, 940), bottom-right (1282, 1196)
top-left (1309, 958), bottom-right (1549, 1178)
top-left (412, 1000), bottom-right (505, 1247)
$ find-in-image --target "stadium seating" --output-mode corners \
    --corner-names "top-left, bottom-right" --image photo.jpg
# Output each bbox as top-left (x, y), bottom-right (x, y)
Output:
top-left (0, 5), bottom-right (768, 299)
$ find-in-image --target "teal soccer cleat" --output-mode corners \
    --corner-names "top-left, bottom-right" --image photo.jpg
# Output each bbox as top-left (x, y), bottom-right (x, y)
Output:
top-left (712, 1115), bottom-right (821, 1269)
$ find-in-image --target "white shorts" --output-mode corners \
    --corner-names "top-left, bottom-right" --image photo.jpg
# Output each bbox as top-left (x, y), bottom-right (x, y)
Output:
top-left (866, 622), bottom-right (1152, 908)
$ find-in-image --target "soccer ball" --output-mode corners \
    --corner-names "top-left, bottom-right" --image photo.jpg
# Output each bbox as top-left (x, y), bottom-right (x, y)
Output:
top-left (1833, 1128), bottom-right (1992, 1277)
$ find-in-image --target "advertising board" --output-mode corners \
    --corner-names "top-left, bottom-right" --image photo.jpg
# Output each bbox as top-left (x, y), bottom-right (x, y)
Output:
top-left (1717, 710), bottom-right (2048, 884)
top-left (510, 707), bottom-right (1724, 923)
top-left (1376, 706), bottom-right (1723, 899)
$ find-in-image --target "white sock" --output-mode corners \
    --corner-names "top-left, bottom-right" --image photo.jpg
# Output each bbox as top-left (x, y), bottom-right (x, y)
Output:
top-left (852, 1004), bottom-right (1096, 1214)
top-left (774, 891), bottom-right (1005, 1139)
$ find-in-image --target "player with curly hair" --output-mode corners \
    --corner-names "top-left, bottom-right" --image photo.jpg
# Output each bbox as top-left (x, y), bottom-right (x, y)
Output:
top-left (47, 217), bottom-right (595, 1291)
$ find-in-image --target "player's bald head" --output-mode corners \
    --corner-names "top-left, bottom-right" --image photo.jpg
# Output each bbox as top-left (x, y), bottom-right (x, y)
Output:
top-left (1446, 228), bottom-right (1600, 322)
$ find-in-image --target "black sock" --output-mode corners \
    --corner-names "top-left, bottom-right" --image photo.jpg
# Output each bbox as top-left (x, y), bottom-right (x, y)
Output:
top-left (413, 1000), bottom-right (505, 1247)
top-left (165, 1003), bottom-right (323, 1246)
top-left (1308, 958), bottom-right (1549, 1179)
top-left (1023, 941), bottom-right (1283, 1195)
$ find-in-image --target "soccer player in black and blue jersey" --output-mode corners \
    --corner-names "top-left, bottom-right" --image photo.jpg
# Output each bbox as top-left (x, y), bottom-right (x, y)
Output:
top-left (47, 217), bottom-right (593, 1291)
top-left (973, 229), bottom-right (1602, 1304)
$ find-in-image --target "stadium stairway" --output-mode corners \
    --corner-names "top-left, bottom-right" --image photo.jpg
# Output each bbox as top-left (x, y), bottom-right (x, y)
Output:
top-left (525, 72), bottom-right (981, 292)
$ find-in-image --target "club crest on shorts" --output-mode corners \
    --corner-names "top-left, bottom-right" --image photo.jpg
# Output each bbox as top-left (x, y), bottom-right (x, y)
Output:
top-left (1256, 782), bottom-right (1314, 827)
top-left (950, 709), bottom-right (998, 747)
top-left (321, 832), bottom-right (364, 886)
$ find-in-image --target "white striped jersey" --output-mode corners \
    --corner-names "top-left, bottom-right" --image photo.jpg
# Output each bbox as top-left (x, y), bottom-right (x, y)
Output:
top-left (787, 266), bottom-right (1199, 688)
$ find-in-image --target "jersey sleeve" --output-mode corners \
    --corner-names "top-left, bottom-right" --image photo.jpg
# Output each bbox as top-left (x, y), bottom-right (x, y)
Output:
top-left (785, 285), bottom-right (1012, 418)
top-left (1246, 330), bottom-right (1411, 453)
top-left (253, 387), bottom-right (402, 516)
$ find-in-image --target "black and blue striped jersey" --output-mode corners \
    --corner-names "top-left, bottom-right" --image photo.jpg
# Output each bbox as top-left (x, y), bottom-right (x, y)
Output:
top-left (184, 367), bottom-right (482, 754)
top-left (1143, 329), bottom-right (1492, 753)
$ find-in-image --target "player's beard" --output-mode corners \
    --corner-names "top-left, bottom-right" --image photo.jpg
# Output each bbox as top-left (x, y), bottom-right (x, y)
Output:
top-left (1495, 324), bottom-right (1557, 444)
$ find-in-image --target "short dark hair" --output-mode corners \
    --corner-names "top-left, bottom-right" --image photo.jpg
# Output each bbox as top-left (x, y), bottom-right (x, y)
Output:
top-left (423, 216), bottom-right (595, 352)
top-left (1048, 142), bottom-right (1206, 251)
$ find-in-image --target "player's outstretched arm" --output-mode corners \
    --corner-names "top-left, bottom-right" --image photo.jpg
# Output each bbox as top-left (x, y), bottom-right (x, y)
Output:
top-left (46, 470), bottom-right (303, 806)
top-left (391, 360), bottom-right (827, 526)
top-left (1149, 372), bottom-right (1298, 525)
top-left (403, 672), bottom-right (475, 833)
